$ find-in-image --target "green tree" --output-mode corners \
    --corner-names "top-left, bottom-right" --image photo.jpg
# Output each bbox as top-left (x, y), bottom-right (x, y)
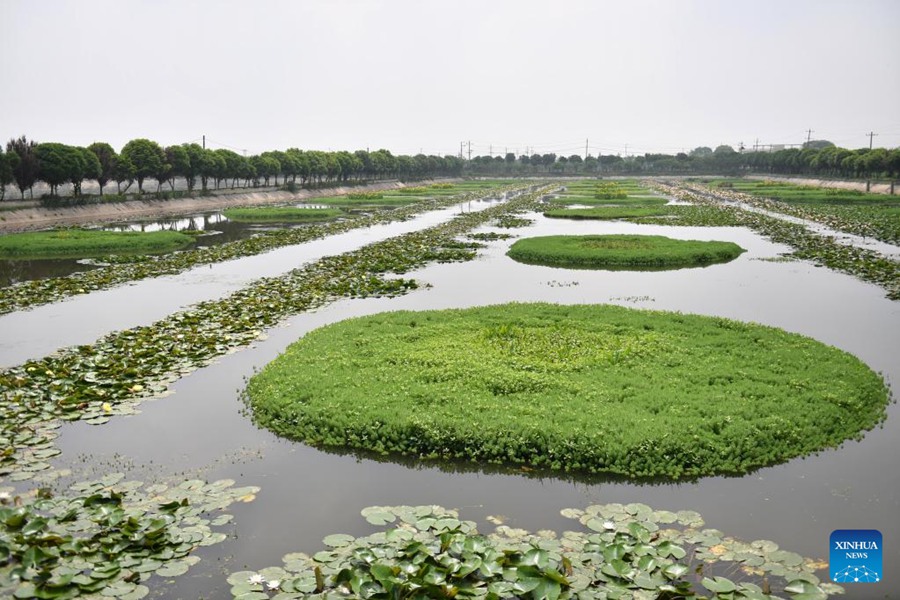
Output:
top-left (6, 135), bottom-right (40, 199)
top-left (88, 142), bottom-right (117, 196)
top-left (74, 146), bottom-right (101, 196)
top-left (0, 149), bottom-right (18, 201)
top-left (120, 138), bottom-right (165, 193)
top-left (164, 145), bottom-right (191, 191)
top-left (114, 153), bottom-right (136, 194)
top-left (34, 142), bottom-right (74, 196)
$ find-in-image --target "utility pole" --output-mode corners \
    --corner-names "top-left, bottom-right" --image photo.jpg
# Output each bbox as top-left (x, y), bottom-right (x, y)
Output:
top-left (489, 144), bottom-right (493, 158)
top-left (754, 138), bottom-right (759, 152)
top-left (459, 141), bottom-right (465, 160)
top-left (467, 141), bottom-right (472, 161)
top-left (867, 131), bottom-right (878, 149)
top-left (806, 129), bottom-right (813, 147)
top-left (585, 138), bottom-right (589, 160)
top-left (202, 135), bottom-right (205, 149)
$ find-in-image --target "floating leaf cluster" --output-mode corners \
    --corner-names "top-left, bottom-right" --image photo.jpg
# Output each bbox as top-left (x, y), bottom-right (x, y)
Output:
top-left (228, 503), bottom-right (841, 599)
top-left (491, 216), bottom-right (534, 229)
top-left (0, 185), bottom-right (525, 315)
top-left (1, 475), bottom-right (258, 599)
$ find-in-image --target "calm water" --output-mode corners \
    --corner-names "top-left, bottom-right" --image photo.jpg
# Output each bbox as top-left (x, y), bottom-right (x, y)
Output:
top-left (42, 211), bottom-right (900, 598)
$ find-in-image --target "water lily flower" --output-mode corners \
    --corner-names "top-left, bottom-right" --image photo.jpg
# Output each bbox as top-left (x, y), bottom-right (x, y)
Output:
top-left (130, 384), bottom-right (144, 393)
top-left (603, 520), bottom-right (616, 530)
top-left (247, 573), bottom-right (266, 585)
top-left (102, 402), bottom-right (113, 412)
top-left (0, 491), bottom-right (11, 503)
top-left (267, 580), bottom-right (280, 590)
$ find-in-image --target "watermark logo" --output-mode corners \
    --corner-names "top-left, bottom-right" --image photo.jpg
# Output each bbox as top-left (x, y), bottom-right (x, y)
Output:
top-left (830, 529), bottom-right (882, 583)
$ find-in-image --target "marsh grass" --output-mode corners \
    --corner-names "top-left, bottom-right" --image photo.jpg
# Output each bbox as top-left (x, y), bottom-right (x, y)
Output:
top-left (246, 303), bottom-right (889, 479)
top-left (221, 207), bottom-right (346, 223)
top-left (0, 229), bottom-right (195, 259)
top-left (507, 235), bottom-right (745, 269)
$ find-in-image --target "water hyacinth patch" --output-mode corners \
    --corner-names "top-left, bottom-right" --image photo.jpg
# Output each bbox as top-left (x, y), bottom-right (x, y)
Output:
top-left (506, 235), bottom-right (745, 269)
top-left (245, 303), bottom-right (888, 479)
top-left (228, 504), bottom-right (842, 599)
top-left (0, 475), bottom-right (259, 599)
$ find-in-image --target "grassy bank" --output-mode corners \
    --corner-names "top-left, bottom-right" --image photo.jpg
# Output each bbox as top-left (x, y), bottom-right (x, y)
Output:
top-left (246, 303), bottom-right (888, 479)
top-left (506, 234), bottom-right (744, 268)
top-left (221, 207), bottom-right (346, 223)
top-left (0, 229), bottom-right (194, 259)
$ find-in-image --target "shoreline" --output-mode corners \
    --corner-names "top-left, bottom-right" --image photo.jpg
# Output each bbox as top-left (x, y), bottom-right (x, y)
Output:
top-left (0, 180), bottom-right (422, 233)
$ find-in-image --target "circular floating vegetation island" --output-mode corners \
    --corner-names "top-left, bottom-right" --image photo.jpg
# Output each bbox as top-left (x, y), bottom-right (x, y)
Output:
top-left (507, 234), bottom-right (745, 270)
top-left (246, 303), bottom-right (889, 479)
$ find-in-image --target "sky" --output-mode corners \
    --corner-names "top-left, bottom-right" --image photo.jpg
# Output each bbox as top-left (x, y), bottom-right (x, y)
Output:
top-left (2, 0), bottom-right (899, 158)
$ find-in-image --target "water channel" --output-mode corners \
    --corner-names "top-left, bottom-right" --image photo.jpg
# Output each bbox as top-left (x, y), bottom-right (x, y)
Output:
top-left (27, 208), bottom-right (899, 598)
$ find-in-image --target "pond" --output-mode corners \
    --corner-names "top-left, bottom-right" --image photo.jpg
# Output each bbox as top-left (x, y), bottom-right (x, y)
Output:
top-left (39, 208), bottom-right (900, 598)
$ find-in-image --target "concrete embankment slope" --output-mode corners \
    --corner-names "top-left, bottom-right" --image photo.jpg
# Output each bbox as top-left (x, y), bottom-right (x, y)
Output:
top-left (0, 180), bottom-right (423, 233)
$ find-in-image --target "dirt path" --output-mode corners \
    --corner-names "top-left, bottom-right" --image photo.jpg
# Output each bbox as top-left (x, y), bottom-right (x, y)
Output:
top-left (0, 180), bottom-right (423, 233)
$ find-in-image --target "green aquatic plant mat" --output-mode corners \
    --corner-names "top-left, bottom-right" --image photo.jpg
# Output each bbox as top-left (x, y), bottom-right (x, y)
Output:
top-left (229, 503), bottom-right (842, 599)
top-left (221, 207), bottom-right (345, 223)
top-left (506, 235), bottom-right (745, 269)
top-left (0, 229), bottom-right (194, 260)
top-left (246, 303), bottom-right (889, 479)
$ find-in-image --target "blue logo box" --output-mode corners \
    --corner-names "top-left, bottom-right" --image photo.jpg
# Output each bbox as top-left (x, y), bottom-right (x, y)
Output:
top-left (830, 529), bottom-right (882, 583)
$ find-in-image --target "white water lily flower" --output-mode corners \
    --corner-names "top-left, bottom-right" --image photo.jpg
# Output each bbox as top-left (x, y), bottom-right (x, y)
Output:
top-left (603, 520), bottom-right (616, 530)
top-left (247, 573), bottom-right (266, 585)
top-left (267, 580), bottom-right (281, 590)
top-left (0, 492), bottom-right (11, 502)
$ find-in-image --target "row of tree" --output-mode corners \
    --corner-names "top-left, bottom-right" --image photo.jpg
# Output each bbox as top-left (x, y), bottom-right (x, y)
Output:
top-left (464, 143), bottom-right (900, 179)
top-left (0, 137), bottom-right (466, 200)
top-left (3, 137), bottom-right (898, 200)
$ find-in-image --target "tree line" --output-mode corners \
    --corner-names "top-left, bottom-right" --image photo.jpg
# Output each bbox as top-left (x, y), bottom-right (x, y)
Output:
top-left (0, 136), bottom-right (465, 200)
top-left (3, 136), bottom-right (898, 201)
top-left (465, 143), bottom-right (900, 179)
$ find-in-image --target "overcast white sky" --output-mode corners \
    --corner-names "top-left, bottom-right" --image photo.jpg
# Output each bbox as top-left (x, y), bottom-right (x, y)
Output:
top-left (2, 0), bottom-right (898, 158)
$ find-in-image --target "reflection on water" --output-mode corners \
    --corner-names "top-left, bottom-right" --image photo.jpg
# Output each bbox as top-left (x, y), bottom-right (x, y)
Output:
top-left (47, 211), bottom-right (900, 598)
